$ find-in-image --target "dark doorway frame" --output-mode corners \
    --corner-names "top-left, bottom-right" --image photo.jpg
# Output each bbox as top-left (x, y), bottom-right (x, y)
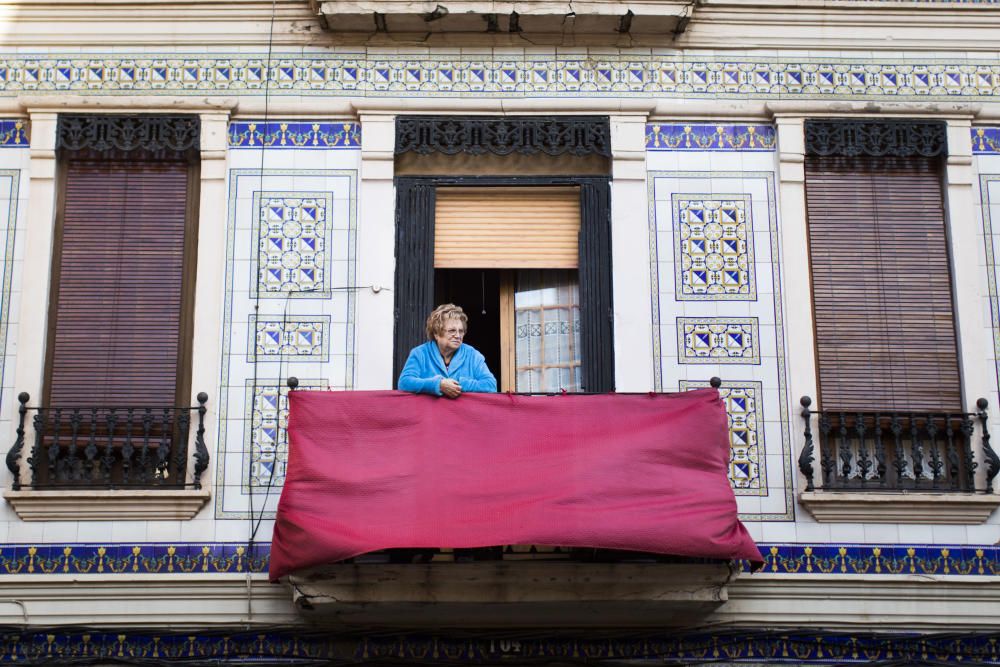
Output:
top-left (393, 174), bottom-right (614, 392)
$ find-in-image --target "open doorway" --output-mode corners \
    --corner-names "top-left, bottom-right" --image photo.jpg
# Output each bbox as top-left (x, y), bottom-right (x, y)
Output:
top-left (434, 269), bottom-right (502, 382)
top-left (434, 268), bottom-right (581, 393)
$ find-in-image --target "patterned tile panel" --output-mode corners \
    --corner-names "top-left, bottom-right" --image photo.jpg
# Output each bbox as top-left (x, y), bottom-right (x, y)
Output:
top-left (0, 543), bottom-right (997, 577)
top-left (253, 192), bottom-right (332, 297)
top-left (973, 127), bottom-right (1000, 154)
top-left (646, 124), bottom-right (777, 151)
top-left (673, 195), bottom-right (755, 300)
top-left (4, 629), bottom-right (1000, 664)
top-left (249, 316), bottom-right (330, 362)
top-left (3, 55), bottom-right (1000, 98)
top-left (0, 120), bottom-right (27, 147)
top-left (680, 380), bottom-right (763, 490)
top-left (229, 121), bottom-right (360, 149)
top-left (2, 628), bottom-right (1000, 664)
top-left (243, 380), bottom-right (325, 490)
top-left (677, 318), bottom-right (760, 364)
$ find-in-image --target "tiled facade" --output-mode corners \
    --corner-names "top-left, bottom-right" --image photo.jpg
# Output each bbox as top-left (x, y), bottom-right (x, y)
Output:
top-left (0, 1), bottom-right (999, 642)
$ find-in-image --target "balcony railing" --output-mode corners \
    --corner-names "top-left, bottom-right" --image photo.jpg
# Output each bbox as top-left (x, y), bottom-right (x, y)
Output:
top-left (797, 397), bottom-right (1000, 493)
top-left (5, 392), bottom-right (209, 490)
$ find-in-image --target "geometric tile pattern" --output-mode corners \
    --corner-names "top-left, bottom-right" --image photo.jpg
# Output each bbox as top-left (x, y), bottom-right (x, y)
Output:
top-left (0, 119), bottom-right (27, 147)
top-left (229, 121), bottom-right (360, 149)
top-left (677, 317), bottom-right (760, 364)
top-left (243, 380), bottom-right (325, 489)
top-left (3, 56), bottom-right (1000, 99)
top-left (973, 127), bottom-right (1000, 154)
top-left (253, 193), bottom-right (332, 297)
top-left (249, 316), bottom-right (330, 361)
top-left (647, 124), bottom-right (776, 151)
top-left (4, 543), bottom-right (1000, 577)
top-left (674, 195), bottom-right (755, 300)
top-left (680, 380), bottom-right (763, 490)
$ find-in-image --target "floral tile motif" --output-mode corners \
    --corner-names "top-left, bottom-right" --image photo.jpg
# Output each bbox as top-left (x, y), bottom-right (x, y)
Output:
top-left (646, 124), bottom-right (776, 151)
top-left (243, 380), bottom-right (325, 490)
top-left (677, 317), bottom-right (760, 364)
top-left (973, 127), bottom-right (1000, 154)
top-left (0, 543), bottom-right (999, 578)
top-left (680, 380), bottom-right (763, 490)
top-left (3, 55), bottom-right (1000, 99)
top-left (673, 195), bottom-right (755, 300)
top-left (249, 316), bottom-right (330, 362)
top-left (253, 193), bottom-right (332, 297)
top-left (0, 120), bottom-right (27, 147)
top-left (228, 121), bottom-right (360, 149)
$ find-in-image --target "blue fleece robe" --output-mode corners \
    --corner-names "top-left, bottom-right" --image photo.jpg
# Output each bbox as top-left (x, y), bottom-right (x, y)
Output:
top-left (398, 341), bottom-right (497, 396)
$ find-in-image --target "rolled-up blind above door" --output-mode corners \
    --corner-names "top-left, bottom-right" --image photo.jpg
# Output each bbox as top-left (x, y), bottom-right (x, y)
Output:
top-left (433, 186), bottom-right (580, 269)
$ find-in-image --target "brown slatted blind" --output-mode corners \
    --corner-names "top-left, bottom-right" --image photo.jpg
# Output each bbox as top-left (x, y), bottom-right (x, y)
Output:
top-left (434, 186), bottom-right (580, 268)
top-left (805, 155), bottom-right (961, 412)
top-left (47, 158), bottom-right (191, 406)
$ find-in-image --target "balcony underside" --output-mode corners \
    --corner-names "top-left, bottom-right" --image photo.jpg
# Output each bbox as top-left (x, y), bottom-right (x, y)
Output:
top-left (289, 561), bottom-right (732, 628)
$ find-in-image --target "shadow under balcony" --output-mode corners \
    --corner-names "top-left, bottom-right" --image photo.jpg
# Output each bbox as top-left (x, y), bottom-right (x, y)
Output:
top-left (288, 548), bottom-right (736, 629)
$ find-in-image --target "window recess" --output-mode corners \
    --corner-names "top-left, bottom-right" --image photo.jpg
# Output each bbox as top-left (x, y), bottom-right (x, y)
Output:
top-left (797, 119), bottom-right (1000, 512)
top-left (4, 115), bottom-right (210, 503)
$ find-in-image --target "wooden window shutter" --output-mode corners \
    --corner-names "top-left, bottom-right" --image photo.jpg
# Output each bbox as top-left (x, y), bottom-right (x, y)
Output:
top-left (46, 157), bottom-right (195, 407)
top-left (433, 186), bottom-right (580, 269)
top-left (804, 155), bottom-right (961, 413)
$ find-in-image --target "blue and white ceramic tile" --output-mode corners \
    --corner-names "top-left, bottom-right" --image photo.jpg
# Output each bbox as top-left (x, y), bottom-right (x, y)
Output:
top-left (3, 55), bottom-right (1000, 99)
top-left (217, 162), bottom-right (358, 520)
top-left (648, 157), bottom-right (792, 520)
top-left (677, 317), bottom-right (760, 364)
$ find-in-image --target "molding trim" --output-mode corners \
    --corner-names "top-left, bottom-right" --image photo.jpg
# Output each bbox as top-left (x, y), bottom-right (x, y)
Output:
top-left (3, 489), bottom-right (211, 521)
top-left (799, 491), bottom-right (1000, 523)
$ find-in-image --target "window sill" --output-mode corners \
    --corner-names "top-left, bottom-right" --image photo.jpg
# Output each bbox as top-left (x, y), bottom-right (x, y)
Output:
top-left (799, 491), bottom-right (1000, 524)
top-left (3, 489), bottom-right (211, 521)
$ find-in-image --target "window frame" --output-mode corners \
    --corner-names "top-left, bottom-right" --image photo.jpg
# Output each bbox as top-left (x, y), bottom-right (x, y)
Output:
top-left (394, 175), bottom-right (614, 393)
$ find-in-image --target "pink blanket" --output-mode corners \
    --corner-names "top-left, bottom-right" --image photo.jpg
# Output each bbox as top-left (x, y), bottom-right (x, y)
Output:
top-left (269, 389), bottom-right (762, 580)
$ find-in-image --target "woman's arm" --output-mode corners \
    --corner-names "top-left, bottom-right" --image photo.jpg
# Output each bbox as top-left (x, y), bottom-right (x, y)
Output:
top-left (397, 347), bottom-right (444, 395)
top-left (458, 352), bottom-right (498, 393)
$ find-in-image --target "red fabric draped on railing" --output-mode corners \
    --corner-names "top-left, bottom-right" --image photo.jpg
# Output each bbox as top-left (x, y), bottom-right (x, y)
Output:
top-left (269, 388), bottom-right (762, 580)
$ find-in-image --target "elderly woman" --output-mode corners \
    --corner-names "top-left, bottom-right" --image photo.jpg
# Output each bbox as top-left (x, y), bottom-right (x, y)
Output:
top-left (398, 303), bottom-right (497, 398)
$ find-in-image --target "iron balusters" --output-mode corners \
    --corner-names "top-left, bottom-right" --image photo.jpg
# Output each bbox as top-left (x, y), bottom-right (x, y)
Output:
top-left (6, 393), bottom-right (209, 490)
top-left (798, 398), bottom-right (999, 493)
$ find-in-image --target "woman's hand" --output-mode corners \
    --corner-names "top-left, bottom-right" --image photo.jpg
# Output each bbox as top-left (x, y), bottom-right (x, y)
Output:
top-left (440, 378), bottom-right (462, 399)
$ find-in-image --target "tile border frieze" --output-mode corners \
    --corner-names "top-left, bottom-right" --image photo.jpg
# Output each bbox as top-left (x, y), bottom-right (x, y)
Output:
top-left (2, 55), bottom-right (1000, 99)
top-left (0, 543), bottom-right (997, 576)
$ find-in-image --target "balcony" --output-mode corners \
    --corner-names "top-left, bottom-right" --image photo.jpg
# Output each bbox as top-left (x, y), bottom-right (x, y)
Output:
top-left (289, 548), bottom-right (733, 628)
top-left (797, 397), bottom-right (1000, 523)
top-left (3, 392), bottom-right (211, 520)
top-left (269, 379), bottom-right (759, 627)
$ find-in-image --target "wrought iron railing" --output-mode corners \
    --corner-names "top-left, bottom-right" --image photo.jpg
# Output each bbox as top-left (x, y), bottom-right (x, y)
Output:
top-left (5, 392), bottom-right (209, 490)
top-left (797, 397), bottom-right (1000, 493)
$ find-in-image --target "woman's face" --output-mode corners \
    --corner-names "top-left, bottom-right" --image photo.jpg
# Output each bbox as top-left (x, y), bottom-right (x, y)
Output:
top-left (434, 318), bottom-right (466, 355)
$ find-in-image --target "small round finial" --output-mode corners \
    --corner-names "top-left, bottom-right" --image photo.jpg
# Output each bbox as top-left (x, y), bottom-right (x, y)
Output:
top-left (977, 397), bottom-right (988, 411)
top-left (287, 377), bottom-right (299, 390)
top-left (17, 392), bottom-right (29, 405)
top-left (800, 396), bottom-right (812, 408)
top-left (709, 377), bottom-right (722, 389)
top-left (196, 392), bottom-right (209, 405)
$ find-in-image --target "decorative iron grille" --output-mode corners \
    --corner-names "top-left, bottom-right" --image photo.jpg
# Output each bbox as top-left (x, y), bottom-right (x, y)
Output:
top-left (6, 392), bottom-right (209, 490)
top-left (395, 116), bottom-right (611, 157)
top-left (798, 397), bottom-right (999, 493)
top-left (804, 119), bottom-right (947, 158)
top-left (56, 115), bottom-right (200, 155)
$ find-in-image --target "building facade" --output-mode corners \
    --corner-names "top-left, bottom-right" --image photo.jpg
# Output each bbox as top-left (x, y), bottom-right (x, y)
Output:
top-left (0, 0), bottom-right (999, 663)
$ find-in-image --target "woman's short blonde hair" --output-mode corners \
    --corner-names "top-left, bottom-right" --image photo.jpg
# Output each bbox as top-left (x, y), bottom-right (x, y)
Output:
top-left (426, 303), bottom-right (468, 339)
